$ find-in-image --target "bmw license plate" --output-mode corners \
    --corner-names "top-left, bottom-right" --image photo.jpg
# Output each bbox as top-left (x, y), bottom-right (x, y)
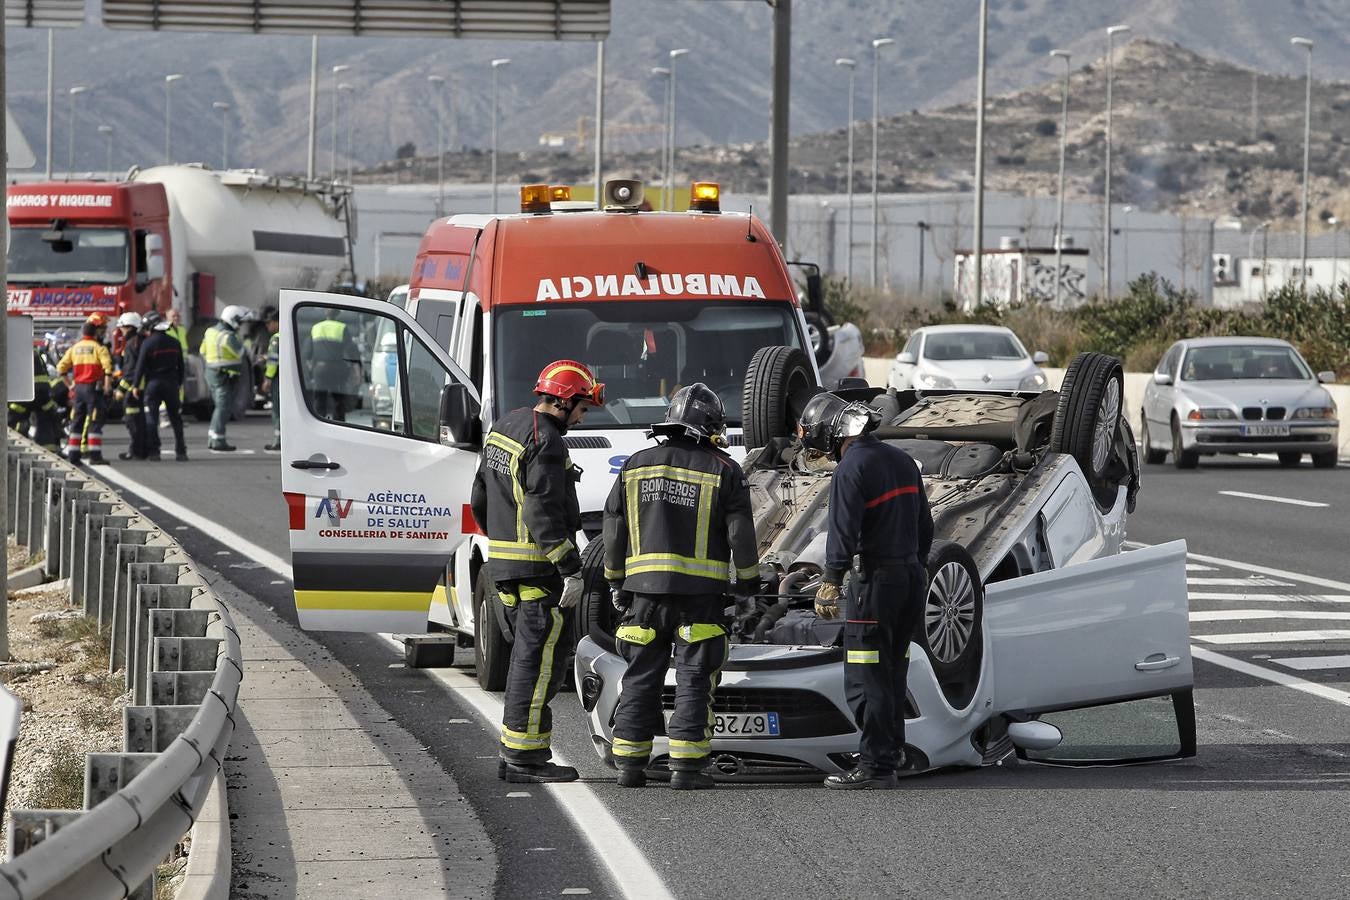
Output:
top-left (714, 712), bottom-right (780, 737)
top-left (1241, 424), bottom-right (1290, 437)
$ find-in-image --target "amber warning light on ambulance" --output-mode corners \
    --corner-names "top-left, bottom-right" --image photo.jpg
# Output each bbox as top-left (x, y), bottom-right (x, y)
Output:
top-left (520, 184), bottom-right (552, 214)
top-left (549, 185), bottom-right (572, 202)
top-left (690, 182), bottom-right (721, 212)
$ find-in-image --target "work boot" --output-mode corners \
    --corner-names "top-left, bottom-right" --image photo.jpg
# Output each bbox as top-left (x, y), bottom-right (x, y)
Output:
top-left (117, 451), bottom-right (142, 461)
top-left (823, 768), bottom-right (898, 790)
top-left (145, 453), bottom-right (161, 461)
top-left (208, 441), bottom-right (236, 452)
top-left (502, 761), bottom-right (580, 784)
top-left (670, 770), bottom-right (715, 791)
top-left (175, 452), bottom-right (189, 462)
top-left (88, 454), bottom-right (109, 466)
top-left (264, 441), bottom-right (281, 452)
top-left (616, 767), bottom-right (648, 788)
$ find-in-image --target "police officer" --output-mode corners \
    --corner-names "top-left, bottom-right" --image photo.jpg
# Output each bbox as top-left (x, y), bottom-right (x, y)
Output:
top-left (200, 305), bottom-right (253, 451)
top-left (260, 308), bottom-right (282, 451)
top-left (56, 321), bottom-right (114, 465)
top-left (114, 312), bottom-right (147, 460)
top-left (307, 309), bottom-right (357, 422)
top-left (798, 392), bottom-right (933, 790)
top-left (602, 384), bottom-right (760, 790)
top-left (132, 311), bottom-right (189, 461)
top-left (470, 359), bottom-right (602, 784)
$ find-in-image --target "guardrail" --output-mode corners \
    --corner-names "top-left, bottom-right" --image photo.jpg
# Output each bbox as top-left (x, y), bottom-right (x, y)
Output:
top-left (0, 434), bottom-right (241, 900)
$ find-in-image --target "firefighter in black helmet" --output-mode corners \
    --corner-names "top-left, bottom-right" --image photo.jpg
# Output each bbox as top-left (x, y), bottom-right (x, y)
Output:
top-left (602, 383), bottom-right (760, 790)
top-left (798, 392), bottom-right (933, 790)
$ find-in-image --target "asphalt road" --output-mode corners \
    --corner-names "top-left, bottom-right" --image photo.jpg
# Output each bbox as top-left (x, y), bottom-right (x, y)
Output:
top-left (94, 415), bottom-right (1350, 898)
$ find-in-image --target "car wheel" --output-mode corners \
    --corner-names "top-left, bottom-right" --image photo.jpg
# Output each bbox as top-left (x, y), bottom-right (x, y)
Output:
top-left (474, 574), bottom-right (510, 691)
top-left (742, 345), bottom-right (818, 450)
top-left (804, 311), bottom-right (834, 368)
top-left (1278, 452), bottom-right (1302, 467)
top-left (1050, 352), bottom-right (1128, 506)
top-left (1312, 450), bottom-right (1338, 469)
top-left (921, 540), bottom-right (983, 709)
top-left (1141, 415), bottom-right (1166, 465)
top-left (1171, 417), bottom-right (1199, 469)
top-left (577, 538), bottom-right (617, 655)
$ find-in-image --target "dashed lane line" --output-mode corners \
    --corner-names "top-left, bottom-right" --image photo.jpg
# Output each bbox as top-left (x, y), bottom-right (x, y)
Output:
top-left (1216, 490), bottom-right (1329, 508)
top-left (1194, 630), bottom-right (1350, 645)
top-left (1187, 592), bottom-right (1350, 603)
top-left (1187, 577), bottom-right (1294, 587)
top-left (1190, 609), bottom-right (1350, 622)
top-left (1270, 655), bottom-right (1350, 671)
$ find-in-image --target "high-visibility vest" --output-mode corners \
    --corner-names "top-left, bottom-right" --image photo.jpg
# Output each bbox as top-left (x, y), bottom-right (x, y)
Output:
top-left (200, 324), bottom-right (243, 371)
top-left (166, 323), bottom-right (189, 353)
top-left (264, 331), bottom-right (281, 379)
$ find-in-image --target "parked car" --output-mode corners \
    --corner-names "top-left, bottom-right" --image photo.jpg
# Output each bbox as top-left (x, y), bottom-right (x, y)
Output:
top-left (574, 350), bottom-right (1193, 781)
top-left (887, 325), bottom-right (1049, 392)
top-left (1141, 337), bottom-right (1339, 469)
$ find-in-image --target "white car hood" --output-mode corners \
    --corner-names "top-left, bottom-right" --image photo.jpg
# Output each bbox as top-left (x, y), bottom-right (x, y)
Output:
top-left (925, 357), bottom-right (1036, 389)
top-left (1176, 379), bottom-right (1331, 411)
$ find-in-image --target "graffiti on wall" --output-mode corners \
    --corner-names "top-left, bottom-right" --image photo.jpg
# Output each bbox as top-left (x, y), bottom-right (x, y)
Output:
top-left (1024, 255), bottom-right (1088, 306)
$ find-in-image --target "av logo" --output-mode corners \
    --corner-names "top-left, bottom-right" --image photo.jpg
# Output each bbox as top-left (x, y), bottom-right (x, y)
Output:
top-left (315, 489), bottom-right (353, 526)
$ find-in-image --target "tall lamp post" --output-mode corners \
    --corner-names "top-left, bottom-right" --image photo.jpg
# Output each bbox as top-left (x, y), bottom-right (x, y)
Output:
top-left (164, 74), bottom-right (183, 164)
top-left (212, 101), bottom-right (231, 170)
top-left (490, 58), bottom-right (511, 214)
top-left (98, 124), bottom-right (113, 181)
top-left (973, 1), bottom-right (989, 307)
top-left (339, 83), bottom-right (355, 184)
top-left (1050, 49), bottom-right (1071, 307)
top-left (1121, 204), bottom-right (1133, 287)
top-left (666, 48), bottom-right (691, 210)
top-left (330, 64), bottom-right (350, 179)
top-left (428, 75), bottom-right (446, 216)
top-left (835, 57), bottom-right (857, 284)
top-left (1329, 215), bottom-right (1339, 292)
top-left (1103, 24), bottom-right (1130, 298)
top-left (67, 85), bottom-right (88, 174)
top-left (650, 67), bottom-right (670, 205)
top-left (870, 36), bottom-right (894, 288)
top-left (1291, 36), bottom-right (1314, 293)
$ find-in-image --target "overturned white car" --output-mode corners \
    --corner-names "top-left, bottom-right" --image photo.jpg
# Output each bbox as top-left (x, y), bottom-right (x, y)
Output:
top-left (574, 348), bottom-right (1196, 779)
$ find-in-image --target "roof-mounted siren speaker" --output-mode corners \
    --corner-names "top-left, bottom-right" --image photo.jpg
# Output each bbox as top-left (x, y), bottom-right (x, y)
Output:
top-left (603, 179), bottom-right (644, 211)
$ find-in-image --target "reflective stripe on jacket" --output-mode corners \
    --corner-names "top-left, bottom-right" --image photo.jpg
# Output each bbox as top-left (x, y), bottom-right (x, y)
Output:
top-left (56, 339), bottom-right (112, 385)
top-left (200, 324), bottom-right (243, 371)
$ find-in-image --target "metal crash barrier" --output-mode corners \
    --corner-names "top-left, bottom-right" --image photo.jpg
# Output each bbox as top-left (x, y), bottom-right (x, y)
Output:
top-left (1, 434), bottom-right (242, 900)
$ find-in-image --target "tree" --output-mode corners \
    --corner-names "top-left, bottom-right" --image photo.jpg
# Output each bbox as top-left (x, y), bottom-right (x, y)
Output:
top-left (395, 141), bottom-right (417, 160)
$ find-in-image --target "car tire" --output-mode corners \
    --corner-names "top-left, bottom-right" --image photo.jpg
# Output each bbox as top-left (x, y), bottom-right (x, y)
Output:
top-left (804, 311), bottom-right (834, 369)
top-left (1312, 450), bottom-right (1338, 469)
top-left (474, 574), bottom-right (510, 691)
top-left (1141, 415), bottom-right (1166, 465)
top-left (1171, 417), bottom-right (1199, 470)
top-left (921, 540), bottom-right (983, 709)
top-left (1050, 352), bottom-right (1127, 505)
top-left (742, 345), bottom-right (818, 450)
top-left (577, 538), bottom-right (618, 655)
top-left (1278, 452), bottom-right (1302, 467)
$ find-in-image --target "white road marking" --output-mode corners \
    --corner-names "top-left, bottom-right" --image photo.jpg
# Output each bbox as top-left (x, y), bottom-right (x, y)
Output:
top-left (1185, 563), bottom-right (1217, 572)
top-left (1190, 610), bottom-right (1350, 622)
top-left (1217, 490), bottom-right (1329, 508)
top-left (1192, 647), bottom-right (1350, 710)
top-left (1187, 576), bottom-right (1294, 587)
top-left (506, 791), bottom-right (532, 798)
top-left (1195, 630), bottom-right (1350, 645)
top-left (1270, 655), bottom-right (1350, 671)
top-left (1188, 592), bottom-right (1350, 603)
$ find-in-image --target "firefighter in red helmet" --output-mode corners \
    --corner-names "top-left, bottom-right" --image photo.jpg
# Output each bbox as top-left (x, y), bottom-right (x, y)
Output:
top-left (470, 359), bottom-right (605, 783)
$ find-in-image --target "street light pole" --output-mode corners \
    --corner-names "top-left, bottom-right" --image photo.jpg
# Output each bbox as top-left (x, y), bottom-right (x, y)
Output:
top-left (428, 75), bottom-right (445, 216)
top-left (870, 36), bottom-right (894, 289)
top-left (667, 48), bottom-right (690, 211)
top-left (98, 124), bottom-right (113, 181)
top-left (306, 35), bottom-right (318, 180)
top-left (1103, 24), bottom-right (1130, 298)
top-left (490, 58), bottom-right (511, 215)
top-left (212, 101), bottom-right (230, 170)
top-left (835, 57), bottom-right (857, 284)
top-left (1291, 36), bottom-right (1314, 294)
top-left (67, 85), bottom-right (88, 174)
top-left (163, 73), bottom-right (183, 164)
top-left (651, 67), bottom-right (670, 205)
top-left (973, 1), bottom-right (989, 308)
top-left (330, 64), bottom-right (350, 180)
top-left (339, 83), bottom-right (354, 183)
top-left (594, 41), bottom-right (605, 205)
top-left (45, 30), bottom-right (55, 178)
top-left (1122, 204), bottom-right (1133, 286)
top-left (1050, 49), bottom-right (1071, 307)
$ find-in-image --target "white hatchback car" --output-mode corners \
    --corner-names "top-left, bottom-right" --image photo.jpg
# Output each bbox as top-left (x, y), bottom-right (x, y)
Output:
top-left (887, 325), bottom-right (1049, 393)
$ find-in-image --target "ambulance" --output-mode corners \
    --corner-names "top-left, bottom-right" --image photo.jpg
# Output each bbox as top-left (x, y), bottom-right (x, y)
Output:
top-left (280, 181), bottom-right (828, 686)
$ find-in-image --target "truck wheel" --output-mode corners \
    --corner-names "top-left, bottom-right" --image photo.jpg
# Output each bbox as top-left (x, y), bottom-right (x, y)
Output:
top-left (742, 345), bottom-right (817, 450)
top-left (921, 540), bottom-right (983, 710)
top-left (474, 575), bottom-right (510, 691)
top-left (577, 539), bottom-right (617, 655)
top-left (1050, 351), bottom-right (1128, 506)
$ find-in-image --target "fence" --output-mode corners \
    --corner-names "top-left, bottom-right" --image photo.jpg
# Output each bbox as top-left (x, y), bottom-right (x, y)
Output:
top-left (0, 434), bottom-right (240, 900)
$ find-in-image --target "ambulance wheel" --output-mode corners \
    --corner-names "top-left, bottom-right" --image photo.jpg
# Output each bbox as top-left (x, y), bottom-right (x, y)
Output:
top-left (921, 540), bottom-right (983, 709)
top-left (742, 345), bottom-right (817, 450)
top-left (1050, 351), bottom-right (1127, 510)
top-left (474, 575), bottom-right (510, 691)
top-left (577, 539), bottom-right (618, 655)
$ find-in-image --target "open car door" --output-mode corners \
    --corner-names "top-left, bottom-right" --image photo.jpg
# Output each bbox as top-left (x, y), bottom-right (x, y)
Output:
top-left (280, 289), bottom-right (482, 632)
top-left (986, 540), bottom-right (1197, 764)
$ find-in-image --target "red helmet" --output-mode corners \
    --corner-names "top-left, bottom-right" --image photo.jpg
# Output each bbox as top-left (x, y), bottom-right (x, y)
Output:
top-left (86, 312), bottom-right (109, 327)
top-left (535, 360), bottom-right (605, 405)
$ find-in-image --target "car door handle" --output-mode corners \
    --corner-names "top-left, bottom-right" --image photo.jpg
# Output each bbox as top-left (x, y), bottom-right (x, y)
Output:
top-left (1135, 654), bottom-right (1181, 672)
top-left (290, 459), bottom-right (340, 471)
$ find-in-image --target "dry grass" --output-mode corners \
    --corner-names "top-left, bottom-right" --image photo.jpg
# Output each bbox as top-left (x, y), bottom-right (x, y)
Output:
top-left (27, 740), bottom-right (85, 811)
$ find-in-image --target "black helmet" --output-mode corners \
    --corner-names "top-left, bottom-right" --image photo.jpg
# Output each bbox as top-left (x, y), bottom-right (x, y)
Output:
top-left (651, 383), bottom-right (726, 443)
top-left (797, 391), bottom-right (878, 460)
top-left (142, 311), bottom-right (164, 332)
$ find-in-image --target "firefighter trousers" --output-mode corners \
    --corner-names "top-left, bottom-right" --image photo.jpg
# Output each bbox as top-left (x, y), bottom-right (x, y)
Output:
top-left (124, 394), bottom-right (146, 458)
top-left (67, 384), bottom-right (106, 462)
top-left (844, 562), bottom-right (926, 776)
top-left (143, 379), bottom-right (187, 457)
top-left (611, 594), bottom-right (729, 772)
top-left (498, 576), bottom-right (570, 765)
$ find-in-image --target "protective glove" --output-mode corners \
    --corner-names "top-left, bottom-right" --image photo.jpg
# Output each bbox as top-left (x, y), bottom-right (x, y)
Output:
top-left (814, 581), bottom-right (842, 619)
top-left (733, 575), bottom-right (762, 599)
top-left (610, 585), bottom-right (633, 614)
top-left (559, 575), bottom-right (584, 610)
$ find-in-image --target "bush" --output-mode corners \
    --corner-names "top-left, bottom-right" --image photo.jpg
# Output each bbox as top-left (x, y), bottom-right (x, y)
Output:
top-left (1034, 119), bottom-right (1057, 138)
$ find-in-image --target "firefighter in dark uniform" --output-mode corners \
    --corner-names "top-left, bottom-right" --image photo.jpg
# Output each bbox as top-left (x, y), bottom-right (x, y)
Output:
top-left (470, 359), bottom-right (603, 784)
top-left (799, 392), bottom-right (933, 790)
top-left (114, 312), bottom-right (147, 460)
top-left (131, 312), bottom-right (189, 461)
top-left (56, 321), bottom-right (114, 465)
top-left (602, 384), bottom-right (760, 790)
top-left (8, 347), bottom-right (60, 451)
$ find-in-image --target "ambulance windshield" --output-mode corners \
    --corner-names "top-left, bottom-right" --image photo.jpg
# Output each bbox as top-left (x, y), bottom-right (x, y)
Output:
top-left (493, 300), bottom-right (804, 429)
top-left (8, 227), bottom-right (130, 284)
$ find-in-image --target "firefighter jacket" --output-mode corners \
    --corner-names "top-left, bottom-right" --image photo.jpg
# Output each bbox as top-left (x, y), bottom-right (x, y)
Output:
top-left (200, 324), bottom-right (243, 374)
top-left (823, 433), bottom-right (934, 585)
top-left (130, 331), bottom-right (186, 387)
top-left (602, 435), bottom-right (759, 596)
top-left (9, 350), bottom-right (55, 416)
top-left (56, 338), bottom-right (113, 386)
top-left (470, 407), bottom-right (583, 581)
top-left (115, 333), bottom-right (143, 392)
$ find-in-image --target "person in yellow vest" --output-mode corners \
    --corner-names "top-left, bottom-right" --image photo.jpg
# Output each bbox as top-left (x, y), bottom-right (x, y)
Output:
top-left (260, 307), bottom-right (282, 451)
top-left (164, 307), bottom-right (189, 353)
top-left (307, 308), bottom-right (358, 422)
top-left (199, 305), bottom-right (253, 452)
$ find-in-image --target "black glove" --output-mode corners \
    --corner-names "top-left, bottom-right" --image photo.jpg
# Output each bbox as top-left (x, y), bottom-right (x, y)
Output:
top-left (609, 582), bottom-right (633, 613)
top-left (733, 575), bottom-right (762, 599)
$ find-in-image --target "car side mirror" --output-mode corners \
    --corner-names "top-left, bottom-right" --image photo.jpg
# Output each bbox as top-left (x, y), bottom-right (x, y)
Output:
top-left (439, 382), bottom-right (482, 449)
top-left (897, 351), bottom-right (917, 365)
top-left (805, 272), bottom-right (823, 312)
top-left (1032, 350), bottom-right (1049, 365)
top-left (1153, 371), bottom-right (1173, 386)
top-left (1317, 371), bottom-right (1336, 384)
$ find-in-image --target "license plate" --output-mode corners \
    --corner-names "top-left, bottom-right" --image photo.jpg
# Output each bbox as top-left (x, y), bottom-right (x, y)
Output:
top-left (1241, 424), bottom-right (1290, 437)
top-left (714, 712), bottom-right (780, 737)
